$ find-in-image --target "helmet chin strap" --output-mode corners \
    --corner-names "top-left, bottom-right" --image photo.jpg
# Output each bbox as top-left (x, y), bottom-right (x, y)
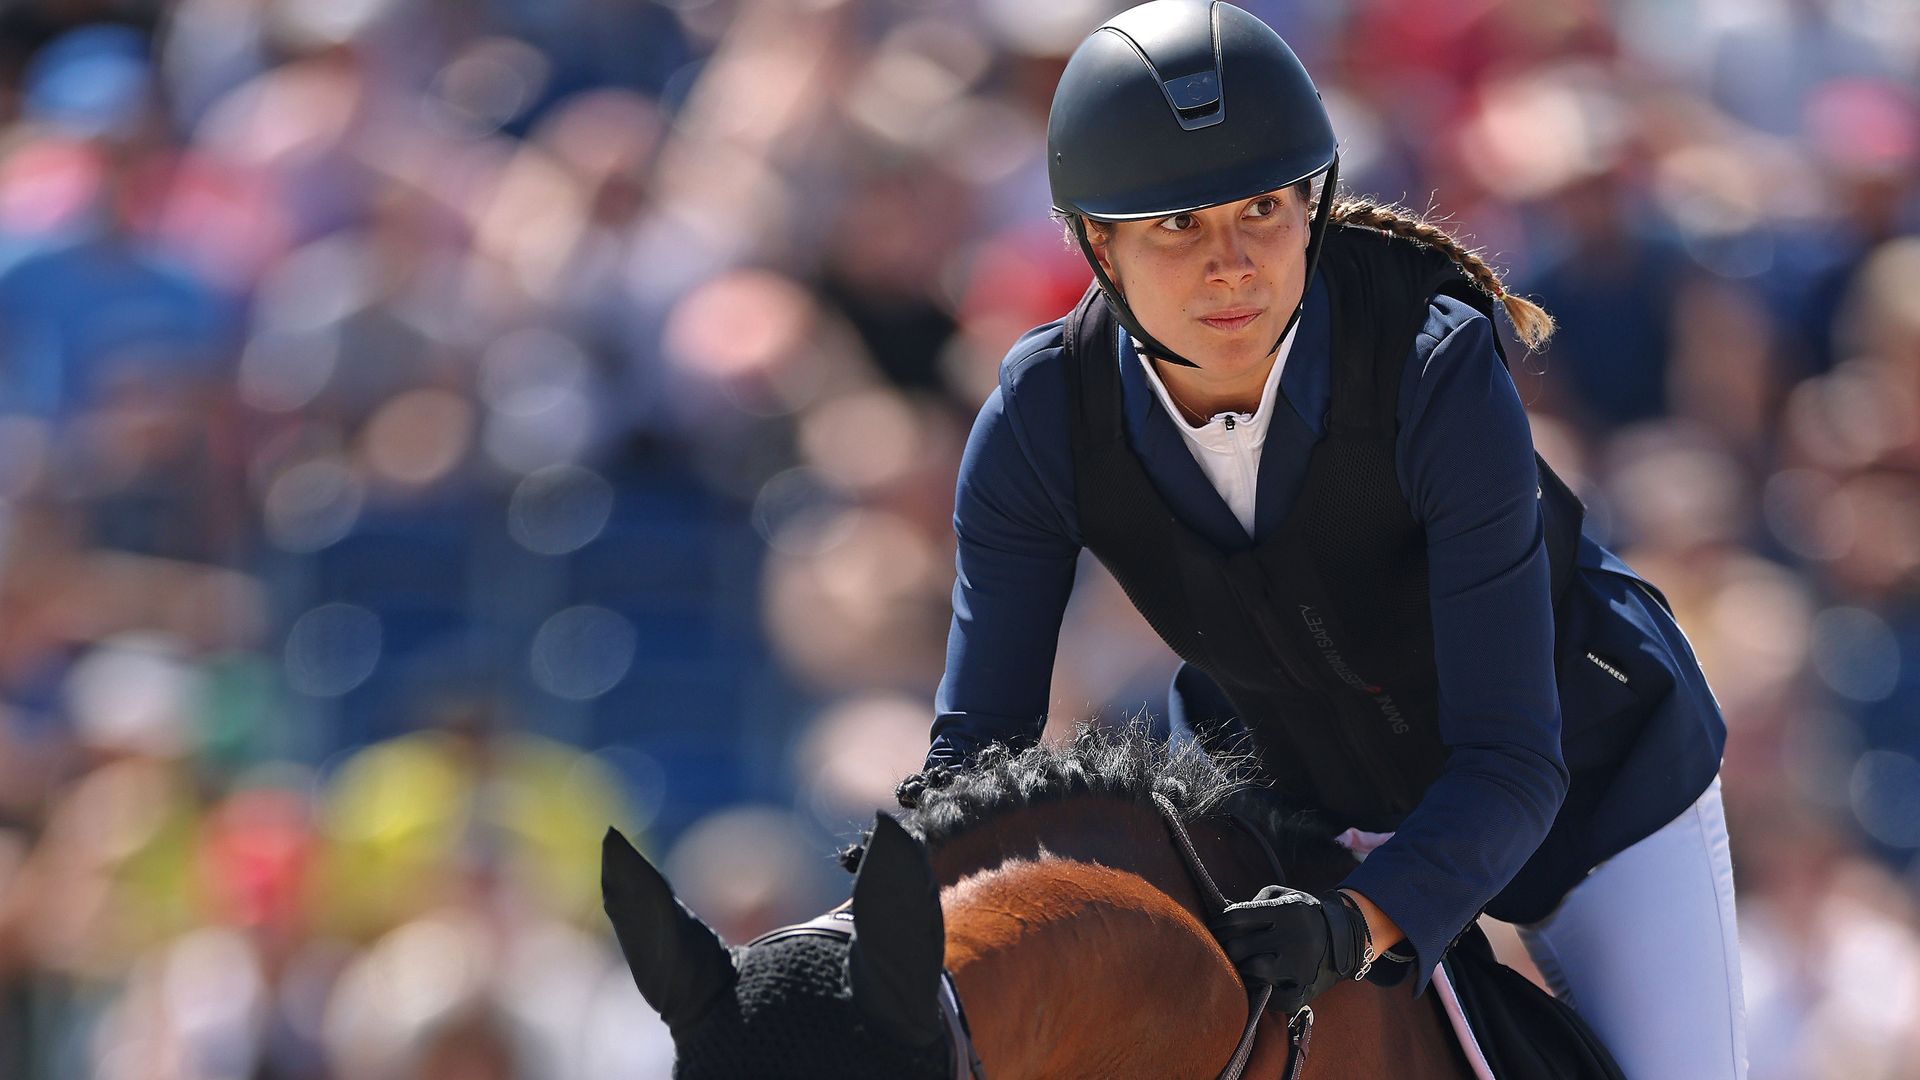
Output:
top-left (1072, 154), bottom-right (1341, 371)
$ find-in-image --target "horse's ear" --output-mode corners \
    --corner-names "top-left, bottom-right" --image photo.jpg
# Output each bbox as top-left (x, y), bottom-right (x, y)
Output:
top-left (602, 827), bottom-right (735, 1032)
top-left (847, 812), bottom-right (946, 1047)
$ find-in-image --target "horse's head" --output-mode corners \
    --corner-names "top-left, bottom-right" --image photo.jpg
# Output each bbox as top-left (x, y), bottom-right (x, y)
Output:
top-left (602, 814), bottom-right (963, 1080)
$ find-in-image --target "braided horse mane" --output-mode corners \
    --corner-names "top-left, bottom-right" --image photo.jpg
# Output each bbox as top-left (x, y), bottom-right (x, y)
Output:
top-left (837, 724), bottom-right (1340, 875)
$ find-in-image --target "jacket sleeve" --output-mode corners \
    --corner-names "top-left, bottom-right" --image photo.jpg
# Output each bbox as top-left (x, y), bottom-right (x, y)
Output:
top-left (927, 352), bottom-right (1083, 770)
top-left (1338, 303), bottom-right (1569, 995)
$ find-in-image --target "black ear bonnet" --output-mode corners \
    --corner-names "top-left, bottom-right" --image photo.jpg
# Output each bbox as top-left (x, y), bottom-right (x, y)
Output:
top-left (667, 932), bottom-right (952, 1080)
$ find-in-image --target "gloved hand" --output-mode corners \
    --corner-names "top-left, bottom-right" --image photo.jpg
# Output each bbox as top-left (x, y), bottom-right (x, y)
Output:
top-left (1209, 885), bottom-right (1371, 1013)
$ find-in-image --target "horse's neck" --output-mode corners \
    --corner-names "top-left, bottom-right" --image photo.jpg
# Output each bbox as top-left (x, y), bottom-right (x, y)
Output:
top-left (931, 798), bottom-right (1257, 1079)
top-left (926, 797), bottom-right (1474, 1080)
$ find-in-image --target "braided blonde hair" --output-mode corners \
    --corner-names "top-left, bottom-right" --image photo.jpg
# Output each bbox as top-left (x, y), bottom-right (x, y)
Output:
top-left (1065, 190), bottom-right (1557, 352)
top-left (1328, 195), bottom-right (1556, 352)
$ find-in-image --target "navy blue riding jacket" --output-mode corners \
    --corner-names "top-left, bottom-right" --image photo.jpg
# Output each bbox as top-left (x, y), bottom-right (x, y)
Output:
top-left (927, 275), bottom-right (1726, 993)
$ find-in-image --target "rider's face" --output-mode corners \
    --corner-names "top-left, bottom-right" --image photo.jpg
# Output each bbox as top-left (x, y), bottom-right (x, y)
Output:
top-left (1088, 187), bottom-right (1312, 383)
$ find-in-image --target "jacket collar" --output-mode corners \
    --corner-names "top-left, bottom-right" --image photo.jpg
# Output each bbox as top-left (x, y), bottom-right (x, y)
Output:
top-left (1112, 276), bottom-right (1331, 548)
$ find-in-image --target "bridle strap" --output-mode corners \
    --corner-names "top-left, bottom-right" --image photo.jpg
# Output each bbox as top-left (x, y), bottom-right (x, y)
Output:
top-left (939, 969), bottom-right (989, 1080)
top-left (1150, 792), bottom-right (1315, 1080)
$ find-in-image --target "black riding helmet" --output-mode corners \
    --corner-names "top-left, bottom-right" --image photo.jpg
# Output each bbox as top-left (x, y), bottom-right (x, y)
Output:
top-left (1048, 0), bottom-right (1340, 368)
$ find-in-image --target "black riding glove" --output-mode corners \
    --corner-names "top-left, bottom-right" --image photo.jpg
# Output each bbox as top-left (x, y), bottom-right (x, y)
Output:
top-left (1209, 886), bottom-right (1371, 1014)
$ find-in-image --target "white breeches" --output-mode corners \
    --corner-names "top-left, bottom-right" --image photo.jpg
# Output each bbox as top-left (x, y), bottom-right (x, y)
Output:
top-left (1516, 775), bottom-right (1748, 1080)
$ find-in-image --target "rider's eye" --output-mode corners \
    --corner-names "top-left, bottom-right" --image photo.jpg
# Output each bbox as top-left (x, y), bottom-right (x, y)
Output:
top-left (1245, 197), bottom-right (1278, 218)
top-left (1156, 213), bottom-right (1198, 233)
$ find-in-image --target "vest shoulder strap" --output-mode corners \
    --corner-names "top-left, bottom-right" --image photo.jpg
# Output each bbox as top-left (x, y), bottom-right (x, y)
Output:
top-left (1063, 282), bottom-right (1123, 446)
top-left (1318, 223), bottom-right (1479, 435)
top-left (1316, 223), bottom-right (1585, 602)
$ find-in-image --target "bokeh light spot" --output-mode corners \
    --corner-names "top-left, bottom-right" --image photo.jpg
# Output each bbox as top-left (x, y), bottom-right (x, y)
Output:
top-left (1850, 751), bottom-right (1920, 849)
top-left (284, 604), bottom-right (382, 697)
top-left (531, 606), bottom-right (636, 700)
top-left (237, 329), bottom-right (339, 413)
top-left (1811, 606), bottom-right (1901, 703)
top-left (264, 457), bottom-right (365, 553)
top-left (751, 467), bottom-right (854, 555)
top-left (360, 388), bottom-right (475, 487)
top-left (508, 465), bottom-right (614, 555)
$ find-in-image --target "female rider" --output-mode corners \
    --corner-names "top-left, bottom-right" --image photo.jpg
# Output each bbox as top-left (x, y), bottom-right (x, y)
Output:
top-left (916, 2), bottom-right (1746, 1077)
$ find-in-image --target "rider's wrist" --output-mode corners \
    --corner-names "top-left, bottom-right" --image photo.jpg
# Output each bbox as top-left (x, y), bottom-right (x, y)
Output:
top-left (1332, 890), bottom-right (1375, 979)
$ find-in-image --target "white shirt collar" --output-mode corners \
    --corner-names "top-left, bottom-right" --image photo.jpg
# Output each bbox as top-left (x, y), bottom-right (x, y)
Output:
top-left (1133, 320), bottom-right (1299, 445)
top-left (1130, 322), bottom-right (1300, 539)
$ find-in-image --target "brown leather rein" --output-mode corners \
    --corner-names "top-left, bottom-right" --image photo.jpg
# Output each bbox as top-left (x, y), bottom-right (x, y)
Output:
top-left (1149, 790), bottom-right (1317, 1080)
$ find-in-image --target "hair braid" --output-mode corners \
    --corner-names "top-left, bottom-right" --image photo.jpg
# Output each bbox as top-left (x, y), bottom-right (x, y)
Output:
top-left (1330, 197), bottom-right (1556, 352)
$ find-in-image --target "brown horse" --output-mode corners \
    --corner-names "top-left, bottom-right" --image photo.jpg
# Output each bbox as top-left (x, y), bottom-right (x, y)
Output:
top-left (603, 730), bottom-right (1473, 1079)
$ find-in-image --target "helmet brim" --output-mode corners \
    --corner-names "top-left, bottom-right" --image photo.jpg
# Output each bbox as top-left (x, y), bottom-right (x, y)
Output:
top-left (1056, 155), bottom-right (1336, 222)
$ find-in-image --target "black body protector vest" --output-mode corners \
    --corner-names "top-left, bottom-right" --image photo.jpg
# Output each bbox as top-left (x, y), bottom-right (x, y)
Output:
top-left (1065, 224), bottom-right (1584, 831)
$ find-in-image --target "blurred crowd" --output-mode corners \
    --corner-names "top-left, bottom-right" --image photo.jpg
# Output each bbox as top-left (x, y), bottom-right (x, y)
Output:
top-left (0, 0), bottom-right (1912, 1076)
